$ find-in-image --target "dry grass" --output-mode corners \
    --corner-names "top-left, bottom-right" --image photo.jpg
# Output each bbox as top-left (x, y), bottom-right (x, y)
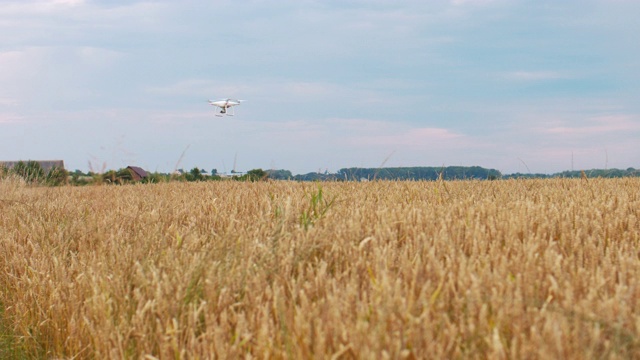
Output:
top-left (1, 177), bottom-right (639, 359)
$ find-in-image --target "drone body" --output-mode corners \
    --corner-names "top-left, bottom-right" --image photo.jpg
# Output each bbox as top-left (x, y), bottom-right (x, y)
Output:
top-left (208, 99), bottom-right (245, 117)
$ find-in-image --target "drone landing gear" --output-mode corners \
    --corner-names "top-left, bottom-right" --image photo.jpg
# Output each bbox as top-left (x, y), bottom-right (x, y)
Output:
top-left (214, 106), bottom-right (234, 117)
top-left (215, 108), bottom-right (226, 117)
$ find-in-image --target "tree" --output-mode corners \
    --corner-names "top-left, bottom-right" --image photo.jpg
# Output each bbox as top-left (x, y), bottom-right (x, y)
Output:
top-left (102, 170), bottom-right (118, 184)
top-left (116, 168), bottom-right (134, 183)
top-left (245, 168), bottom-right (268, 181)
top-left (46, 167), bottom-right (69, 186)
top-left (186, 167), bottom-right (204, 181)
top-left (266, 169), bottom-right (293, 180)
top-left (142, 172), bottom-right (169, 184)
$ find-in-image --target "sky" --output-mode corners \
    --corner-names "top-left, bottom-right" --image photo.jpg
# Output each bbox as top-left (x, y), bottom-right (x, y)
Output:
top-left (1, 0), bottom-right (639, 175)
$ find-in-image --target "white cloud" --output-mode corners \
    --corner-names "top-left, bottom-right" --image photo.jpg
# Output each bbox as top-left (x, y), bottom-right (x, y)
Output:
top-left (541, 114), bottom-right (640, 136)
top-left (450, 0), bottom-right (503, 6)
top-left (0, 113), bottom-right (24, 123)
top-left (0, 0), bottom-right (170, 45)
top-left (348, 124), bottom-right (467, 148)
top-left (76, 46), bottom-right (125, 67)
top-left (1, 0), bottom-right (640, 174)
top-left (0, 49), bottom-right (29, 73)
top-left (504, 71), bottom-right (570, 81)
top-left (0, 0), bottom-right (84, 15)
top-left (0, 47), bottom-right (51, 83)
top-left (50, 0), bottom-right (84, 5)
top-left (0, 98), bottom-right (18, 107)
top-left (0, 46), bottom-right (126, 107)
top-left (145, 78), bottom-right (400, 112)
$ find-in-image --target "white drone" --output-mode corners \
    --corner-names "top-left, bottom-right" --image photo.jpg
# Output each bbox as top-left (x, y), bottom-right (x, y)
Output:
top-left (208, 98), bottom-right (245, 117)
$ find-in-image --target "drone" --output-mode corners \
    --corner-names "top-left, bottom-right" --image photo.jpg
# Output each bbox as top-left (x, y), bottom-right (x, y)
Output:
top-left (208, 98), bottom-right (245, 117)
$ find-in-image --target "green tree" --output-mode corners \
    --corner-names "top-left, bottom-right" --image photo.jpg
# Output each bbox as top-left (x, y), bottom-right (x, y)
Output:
top-left (266, 169), bottom-right (293, 180)
top-left (185, 167), bottom-right (204, 182)
top-left (46, 167), bottom-right (69, 186)
top-left (116, 168), bottom-right (134, 183)
top-left (102, 170), bottom-right (118, 184)
top-left (246, 168), bottom-right (268, 181)
top-left (142, 172), bottom-right (169, 184)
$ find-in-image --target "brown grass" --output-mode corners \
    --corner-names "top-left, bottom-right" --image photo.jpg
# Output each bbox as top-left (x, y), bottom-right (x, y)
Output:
top-left (1, 177), bottom-right (639, 359)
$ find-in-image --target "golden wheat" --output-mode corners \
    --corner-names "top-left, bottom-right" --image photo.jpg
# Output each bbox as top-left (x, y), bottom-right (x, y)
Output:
top-left (1, 177), bottom-right (639, 358)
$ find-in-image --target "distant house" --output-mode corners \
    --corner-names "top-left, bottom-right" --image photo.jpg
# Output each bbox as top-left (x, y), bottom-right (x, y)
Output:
top-left (0, 160), bottom-right (65, 173)
top-left (126, 166), bottom-right (148, 181)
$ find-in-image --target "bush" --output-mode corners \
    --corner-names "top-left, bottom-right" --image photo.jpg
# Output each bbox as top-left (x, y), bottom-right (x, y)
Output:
top-left (46, 167), bottom-right (69, 186)
top-left (11, 161), bottom-right (45, 184)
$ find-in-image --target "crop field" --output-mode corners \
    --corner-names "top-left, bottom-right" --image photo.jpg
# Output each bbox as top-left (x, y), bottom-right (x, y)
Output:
top-left (1, 177), bottom-right (639, 359)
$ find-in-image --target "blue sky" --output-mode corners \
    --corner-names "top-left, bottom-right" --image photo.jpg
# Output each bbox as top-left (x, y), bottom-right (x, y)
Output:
top-left (1, 0), bottom-right (639, 175)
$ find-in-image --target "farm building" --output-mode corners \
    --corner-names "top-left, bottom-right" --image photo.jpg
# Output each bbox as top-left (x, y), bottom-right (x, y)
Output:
top-left (126, 166), bottom-right (148, 181)
top-left (0, 160), bottom-right (65, 173)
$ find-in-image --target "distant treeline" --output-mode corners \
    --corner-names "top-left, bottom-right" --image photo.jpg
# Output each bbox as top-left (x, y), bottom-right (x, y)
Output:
top-left (3, 162), bottom-right (639, 186)
top-left (337, 166), bottom-right (501, 181)
top-left (502, 168), bottom-right (640, 179)
top-left (280, 166), bottom-right (500, 181)
top-left (271, 166), bottom-right (640, 181)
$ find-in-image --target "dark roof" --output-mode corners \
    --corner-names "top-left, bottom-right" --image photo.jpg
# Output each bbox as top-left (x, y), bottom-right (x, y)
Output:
top-left (126, 166), bottom-right (148, 179)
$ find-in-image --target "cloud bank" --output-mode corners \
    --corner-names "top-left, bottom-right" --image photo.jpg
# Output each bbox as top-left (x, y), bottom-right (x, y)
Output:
top-left (1, 0), bottom-right (639, 174)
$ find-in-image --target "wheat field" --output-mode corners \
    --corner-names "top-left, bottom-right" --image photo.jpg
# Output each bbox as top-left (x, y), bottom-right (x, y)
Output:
top-left (1, 177), bottom-right (639, 359)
